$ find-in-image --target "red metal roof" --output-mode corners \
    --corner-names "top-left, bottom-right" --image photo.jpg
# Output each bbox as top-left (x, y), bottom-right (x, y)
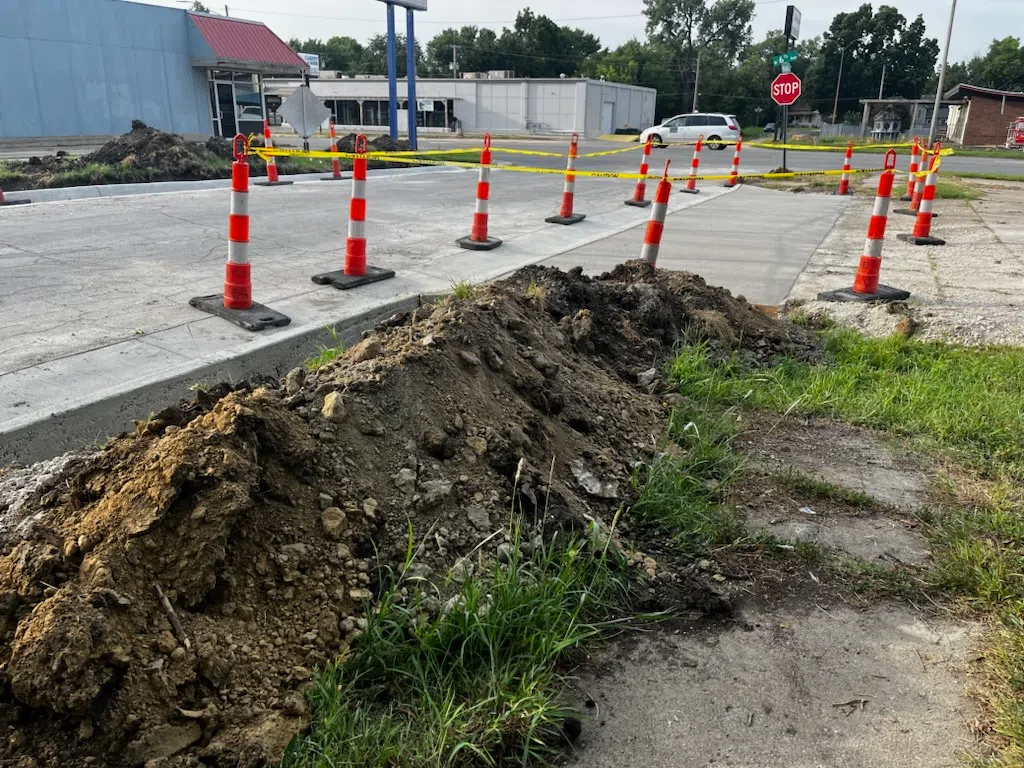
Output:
top-left (189, 13), bottom-right (306, 71)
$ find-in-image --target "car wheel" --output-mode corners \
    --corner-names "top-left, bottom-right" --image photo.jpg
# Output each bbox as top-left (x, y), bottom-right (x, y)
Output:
top-left (650, 134), bottom-right (664, 147)
top-left (706, 135), bottom-right (726, 150)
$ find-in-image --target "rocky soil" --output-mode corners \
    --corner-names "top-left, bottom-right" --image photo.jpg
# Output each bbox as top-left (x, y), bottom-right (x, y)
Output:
top-left (0, 263), bottom-right (813, 767)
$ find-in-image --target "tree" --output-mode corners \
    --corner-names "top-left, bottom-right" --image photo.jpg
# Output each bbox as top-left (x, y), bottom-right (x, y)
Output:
top-left (287, 37), bottom-right (365, 74)
top-left (424, 26), bottom-right (501, 77)
top-left (189, 1), bottom-right (210, 11)
top-left (492, 9), bottom-right (601, 78)
top-left (643, 0), bottom-right (756, 114)
top-left (360, 34), bottom-right (424, 78)
top-left (965, 37), bottom-right (1024, 91)
top-left (803, 4), bottom-right (938, 121)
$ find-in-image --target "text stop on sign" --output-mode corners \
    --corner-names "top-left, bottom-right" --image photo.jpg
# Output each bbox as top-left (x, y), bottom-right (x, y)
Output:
top-left (771, 73), bottom-right (802, 106)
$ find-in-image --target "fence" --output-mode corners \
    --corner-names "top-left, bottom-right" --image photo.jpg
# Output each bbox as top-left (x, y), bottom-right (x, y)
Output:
top-left (819, 123), bottom-right (861, 139)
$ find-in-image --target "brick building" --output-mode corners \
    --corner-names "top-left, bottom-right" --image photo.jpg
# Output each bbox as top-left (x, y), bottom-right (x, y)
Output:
top-left (944, 84), bottom-right (1024, 146)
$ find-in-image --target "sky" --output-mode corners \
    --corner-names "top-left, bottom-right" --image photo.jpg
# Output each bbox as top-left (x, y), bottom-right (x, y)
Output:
top-left (141, 0), bottom-right (1021, 64)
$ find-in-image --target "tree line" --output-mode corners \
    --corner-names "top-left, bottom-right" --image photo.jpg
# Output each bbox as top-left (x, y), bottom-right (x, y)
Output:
top-left (287, 2), bottom-right (1022, 129)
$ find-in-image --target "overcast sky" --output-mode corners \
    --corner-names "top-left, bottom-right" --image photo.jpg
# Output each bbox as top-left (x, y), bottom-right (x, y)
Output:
top-left (141, 0), bottom-right (1020, 63)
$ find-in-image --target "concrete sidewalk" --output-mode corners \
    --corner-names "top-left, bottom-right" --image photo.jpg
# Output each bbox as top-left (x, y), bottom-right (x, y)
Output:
top-left (0, 168), bottom-right (734, 462)
top-left (545, 185), bottom-right (849, 305)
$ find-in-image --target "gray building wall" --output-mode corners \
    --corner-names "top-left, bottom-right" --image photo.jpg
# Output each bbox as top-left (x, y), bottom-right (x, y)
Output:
top-left (0, 0), bottom-right (211, 138)
top-left (278, 77), bottom-right (656, 138)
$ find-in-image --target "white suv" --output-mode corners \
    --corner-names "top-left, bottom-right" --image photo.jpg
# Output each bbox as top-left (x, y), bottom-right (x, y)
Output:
top-left (640, 113), bottom-right (741, 149)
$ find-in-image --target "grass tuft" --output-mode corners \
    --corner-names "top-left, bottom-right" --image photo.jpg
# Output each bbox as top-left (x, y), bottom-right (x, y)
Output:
top-left (285, 533), bottom-right (634, 767)
top-left (305, 326), bottom-right (345, 370)
top-left (934, 180), bottom-right (981, 200)
top-left (631, 399), bottom-right (744, 557)
top-left (450, 279), bottom-right (476, 300)
top-left (777, 468), bottom-right (876, 507)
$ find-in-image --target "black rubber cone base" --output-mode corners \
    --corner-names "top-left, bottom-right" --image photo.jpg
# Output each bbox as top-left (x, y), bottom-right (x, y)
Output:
top-left (0, 199), bottom-right (31, 206)
top-left (893, 208), bottom-right (939, 218)
top-left (899, 195), bottom-right (913, 201)
top-left (834, 190), bottom-right (852, 196)
top-left (188, 295), bottom-right (291, 331)
top-left (679, 187), bottom-right (700, 195)
top-left (456, 235), bottom-right (503, 251)
top-left (817, 284), bottom-right (911, 303)
top-left (545, 213), bottom-right (586, 225)
top-left (624, 198), bottom-right (652, 207)
top-left (320, 175), bottom-right (348, 181)
top-left (253, 179), bottom-right (294, 187)
top-left (897, 233), bottom-right (946, 246)
top-left (311, 265), bottom-right (396, 290)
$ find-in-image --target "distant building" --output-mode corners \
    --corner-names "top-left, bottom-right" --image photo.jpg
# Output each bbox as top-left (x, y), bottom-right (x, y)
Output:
top-left (264, 76), bottom-right (656, 138)
top-left (0, 0), bottom-right (306, 140)
top-left (944, 84), bottom-right (1024, 146)
top-left (787, 102), bottom-right (822, 129)
top-left (856, 98), bottom-right (956, 140)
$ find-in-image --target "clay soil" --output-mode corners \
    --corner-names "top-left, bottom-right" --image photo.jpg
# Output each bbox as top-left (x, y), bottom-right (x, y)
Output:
top-left (0, 263), bottom-right (813, 767)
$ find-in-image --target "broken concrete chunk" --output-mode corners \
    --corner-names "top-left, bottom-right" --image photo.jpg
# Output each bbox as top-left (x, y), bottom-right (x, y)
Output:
top-left (321, 391), bottom-right (347, 423)
top-left (466, 505), bottom-right (491, 532)
top-left (124, 722), bottom-right (202, 765)
top-left (459, 350), bottom-right (482, 367)
top-left (637, 368), bottom-right (658, 387)
top-left (349, 338), bottom-right (383, 362)
top-left (284, 367), bottom-right (305, 394)
top-left (569, 459), bottom-right (620, 499)
top-left (320, 507), bottom-right (347, 540)
top-left (392, 468), bottom-right (417, 493)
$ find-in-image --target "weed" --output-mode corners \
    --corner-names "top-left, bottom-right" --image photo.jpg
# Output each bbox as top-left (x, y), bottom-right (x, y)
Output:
top-left (305, 326), bottom-right (345, 370)
top-left (945, 171), bottom-right (1024, 183)
top-left (631, 400), bottom-right (744, 558)
top-left (526, 280), bottom-right (547, 307)
top-left (778, 468), bottom-right (875, 507)
top-left (933, 180), bottom-right (981, 200)
top-left (450, 279), bottom-right (475, 300)
top-left (286, 532), bottom-right (634, 767)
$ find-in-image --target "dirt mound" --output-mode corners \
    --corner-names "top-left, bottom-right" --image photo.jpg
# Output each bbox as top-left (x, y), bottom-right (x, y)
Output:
top-left (333, 133), bottom-right (412, 154)
top-left (0, 265), bottom-right (807, 766)
top-left (84, 121), bottom-right (226, 178)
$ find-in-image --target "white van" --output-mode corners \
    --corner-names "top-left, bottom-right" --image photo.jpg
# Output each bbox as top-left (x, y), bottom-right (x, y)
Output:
top-left (639, 113), bottom-right (741, 149)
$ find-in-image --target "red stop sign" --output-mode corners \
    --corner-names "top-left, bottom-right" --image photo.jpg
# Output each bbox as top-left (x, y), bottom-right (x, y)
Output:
top-left (771, 72), bottom-right (802, 106)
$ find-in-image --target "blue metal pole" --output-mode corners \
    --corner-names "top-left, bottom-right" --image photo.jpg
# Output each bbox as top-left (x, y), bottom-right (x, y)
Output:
top-left (386, 3), bottom-right (398, 141)
top-left (406, 7), bottom-right (418, 150)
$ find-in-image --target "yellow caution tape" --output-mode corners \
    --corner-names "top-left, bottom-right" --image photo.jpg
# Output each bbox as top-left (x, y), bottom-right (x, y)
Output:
top-left (579, 144), bottom-right (646, 158)
top-left (489, 146), bottom-right (568, 157)
top-left (251, 145), bottom-right (897, 182)
top-left (747, 140), bottom-right (955, 156)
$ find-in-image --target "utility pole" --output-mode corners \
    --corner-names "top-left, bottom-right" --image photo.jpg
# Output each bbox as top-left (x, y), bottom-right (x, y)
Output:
top-left (878, 63), bottom-right (886, 99)
top-left (831, 44), bottom-right (846, 124)
top-left (928, 0), bottom-right (957, 145)
top-left (224, 4), bottom-right (228, 15)
top-left (451, 44), bottom-right (459, 79)
top-left (692, 52), bottom-right (701, 112)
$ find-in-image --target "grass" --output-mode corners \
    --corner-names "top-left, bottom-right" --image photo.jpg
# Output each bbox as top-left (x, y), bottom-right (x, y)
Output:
top-left (668, 332), bottom-right (1024, 479)
top-left (664, 332), bottom-right (1024, 763)
top-left (450, 279), bottom-right (476, 300)
top-left (777, 467), bottom-right (875, 507)
top-left (631, 400), bottom-right (744, 557)
top-left (305, 326), bottom-right (345, 370)
top-left (934, 179), bottom-right (982, 200)
top-left (285, 530), bottom-right (636, 767)
top-left (945, 171), bottom-right (1024, 183)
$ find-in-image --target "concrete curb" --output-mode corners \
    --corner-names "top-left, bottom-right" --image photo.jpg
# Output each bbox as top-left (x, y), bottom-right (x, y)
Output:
top-left (0, 298), bottom-right (420, 465)
top-left (0, 185), bottom-right (733, 464)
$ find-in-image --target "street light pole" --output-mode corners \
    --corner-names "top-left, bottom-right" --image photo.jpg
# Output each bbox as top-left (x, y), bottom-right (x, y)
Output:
top-left (692, 52), bottom-right (701, 112)
top-left (928, 0), bottom-right (957, 145)
top-left (831, 44), bottom-right (846, 124)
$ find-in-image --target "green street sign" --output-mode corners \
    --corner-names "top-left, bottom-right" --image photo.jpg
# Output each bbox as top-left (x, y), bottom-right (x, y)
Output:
top-left (773, 51), bottom-right (798, 66)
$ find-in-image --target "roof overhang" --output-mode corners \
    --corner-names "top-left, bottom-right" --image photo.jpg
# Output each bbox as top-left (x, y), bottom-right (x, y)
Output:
top-left (188, 12), bottom-right (307, 76)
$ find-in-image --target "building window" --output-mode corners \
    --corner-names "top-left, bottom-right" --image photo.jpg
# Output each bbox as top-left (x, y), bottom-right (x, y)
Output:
top-left (207, 70), bottom-right (265, 138)
top-left (329, 99), bottom-right (361, 125)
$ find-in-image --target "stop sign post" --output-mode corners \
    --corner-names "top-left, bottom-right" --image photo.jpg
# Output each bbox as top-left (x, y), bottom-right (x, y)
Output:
top-left (771, 71), bottom-right (801, 170)
top-left (771, 72), bottom-right (802, 106)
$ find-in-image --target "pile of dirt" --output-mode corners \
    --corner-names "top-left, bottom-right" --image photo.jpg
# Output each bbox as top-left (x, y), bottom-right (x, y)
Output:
top-left (333, 133), bottom-right (412, 154)
top-left (0, 264), bottom-right (812, 767)
top-left (83, 121), bottom-right (228, 177)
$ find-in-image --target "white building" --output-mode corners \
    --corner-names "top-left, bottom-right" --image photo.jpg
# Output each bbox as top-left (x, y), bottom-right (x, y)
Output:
top-left (264, 75), bottom-right (656, 138)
